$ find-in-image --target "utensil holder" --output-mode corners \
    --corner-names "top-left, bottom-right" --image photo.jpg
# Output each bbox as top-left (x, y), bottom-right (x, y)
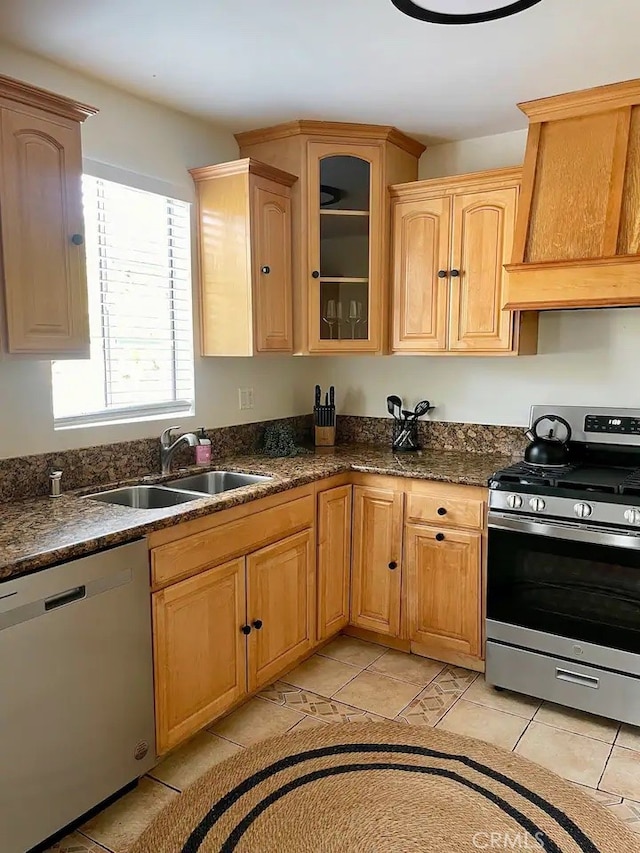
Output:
top-left (392, 419), bottom-right (420, 452)
top-left (315, 426), bottom-right (336, 447)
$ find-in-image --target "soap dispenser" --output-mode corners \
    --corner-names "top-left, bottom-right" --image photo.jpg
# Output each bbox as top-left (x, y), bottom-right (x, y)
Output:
top-left (195, 427), bottom-right (212, 466)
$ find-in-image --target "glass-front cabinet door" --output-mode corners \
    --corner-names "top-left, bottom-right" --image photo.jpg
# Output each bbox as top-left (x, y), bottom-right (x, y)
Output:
top-left (307, 142), bottom-right (383, 352)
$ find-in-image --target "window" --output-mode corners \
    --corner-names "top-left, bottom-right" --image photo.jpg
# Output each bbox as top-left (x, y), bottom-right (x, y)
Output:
top-left (52, 175), bottom-right (195, 427)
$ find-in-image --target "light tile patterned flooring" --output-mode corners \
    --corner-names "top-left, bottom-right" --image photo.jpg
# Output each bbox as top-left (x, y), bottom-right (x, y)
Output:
top-left (48, 635), bottom-right (640, 852)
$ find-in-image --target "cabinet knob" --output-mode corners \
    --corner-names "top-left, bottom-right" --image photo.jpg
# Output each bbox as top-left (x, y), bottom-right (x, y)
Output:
top-left (252, 619), bottom-right (263, 630)
top-left (261, 265), bottom-right (270, 275)
top-left (241, 625), bottom-right (251, 635)
top-left (435, 533), bottom-right (445, 542)
top-left (311, 270), bottom-right (320, 279)
top-left (450, 269), bottom-right (460, 277)
top-left (437, 507), bottom-right (447, 516)
top-left (437, 270), bottom-right (448, 279)
top-left (388, 561), bottom-right (398, 570)
top-left (71, 233), bottom-right (84, 246)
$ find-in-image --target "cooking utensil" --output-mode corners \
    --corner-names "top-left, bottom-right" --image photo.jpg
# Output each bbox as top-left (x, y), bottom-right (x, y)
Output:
top-left (524, 414), bottom-right (573, 467)
top-left (387, 395), bottom-right (403, 422)
top-left (393, 400), bottom-right (433, 451)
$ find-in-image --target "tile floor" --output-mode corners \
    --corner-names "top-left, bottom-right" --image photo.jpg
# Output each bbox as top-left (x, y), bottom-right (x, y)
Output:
top-left (47, 635), bottom-right (640, 852)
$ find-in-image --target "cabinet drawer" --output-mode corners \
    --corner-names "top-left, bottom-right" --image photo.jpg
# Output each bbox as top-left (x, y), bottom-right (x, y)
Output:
top-left (152, 495), bottom-right (313, 588)
top-left (405, 492), bottom-right (483, 530)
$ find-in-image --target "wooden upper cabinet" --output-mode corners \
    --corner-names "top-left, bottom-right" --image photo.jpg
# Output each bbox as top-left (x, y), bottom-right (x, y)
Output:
top-left (246, 529), bottom-right (314, 691)
top-left (317, 484), bottom-right (352, 641)
top-left (405, 523), bottom-right (481, 659)
top-left (152, 557), bottom-right (247, 754)
top-left (350, 485), bottom-right (404, 638)
top-left (252, 182), bottom-right (293, 351)
top-left (236, 121), bottom-right (425, 355)
top-left (449, 187), bottom-right (517, 352)
top-left (504, 79), bottom-right (640, 310)
top-left (190, 158), bottom-right (297, 356)
top-left (391, 169), bottom-right (537, 356)
top-left (392, 196), bottom-right (450, 351)
top-left (0, 76), bottom-right (97, 355)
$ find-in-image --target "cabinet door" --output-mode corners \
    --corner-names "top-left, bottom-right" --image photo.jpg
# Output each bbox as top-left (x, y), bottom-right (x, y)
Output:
top-left (405, 523), bottom-right (481, 658)
top-left (317, 485), bottom-right (352, 641)
top-left (152, 558), bottom-right (247, 754)
top-left (307, 142), bottom-right (383, 353)
top-left (350, 485), bottom-right (403, 637)
top-left (252, 181), bottom-right (293, 352)
top-left (246, 529), bottom-right (314, 691)
top-left (449, 187), bottom-right (518, 352)
top-left (0, 108), bottom-right (89, 354)
top-left (391, 196), bottom-right (450, 352)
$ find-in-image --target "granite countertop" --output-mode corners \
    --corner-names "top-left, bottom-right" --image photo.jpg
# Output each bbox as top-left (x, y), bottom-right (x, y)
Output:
top-left (0, 445), bottom-right (510, 582)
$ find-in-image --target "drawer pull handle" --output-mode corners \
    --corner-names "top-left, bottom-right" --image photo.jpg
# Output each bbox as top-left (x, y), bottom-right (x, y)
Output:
top-left (555, 668), bottom-right (599, 689)
top-left (436, 533), bottom-right (445, 542)
top-left (388, 561), bottom-right (398, 570)
top-left (241, 625), bottom-right (252, 635)
top-left (437, 507), bottom-right (447, 516)
top-left (252, 619), bottom-right (263, 630)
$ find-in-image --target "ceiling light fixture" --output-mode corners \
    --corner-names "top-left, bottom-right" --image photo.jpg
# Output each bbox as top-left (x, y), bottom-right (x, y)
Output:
top-left (390, 0), bottom-right (543, 25)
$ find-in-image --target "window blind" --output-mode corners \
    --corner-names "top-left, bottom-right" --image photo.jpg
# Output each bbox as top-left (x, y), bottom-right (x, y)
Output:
top-left (52, 176), bottom-right (195, 427)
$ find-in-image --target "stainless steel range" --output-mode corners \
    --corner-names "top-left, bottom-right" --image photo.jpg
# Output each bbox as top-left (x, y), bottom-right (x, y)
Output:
top-left (486, 405), bottom-right (640, 726)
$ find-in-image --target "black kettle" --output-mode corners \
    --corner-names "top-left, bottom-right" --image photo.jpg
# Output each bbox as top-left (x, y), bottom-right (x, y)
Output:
top-left (524, 414), bottom-right (572, 467)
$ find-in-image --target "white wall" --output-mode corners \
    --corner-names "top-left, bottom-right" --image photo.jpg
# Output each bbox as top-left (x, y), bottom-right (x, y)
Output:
top-left (314, 128), bottom-right (640, 427)
top-left (0, 43), bottom-right (312, 458)
top-left (419, 129), bottom-right (528, 180)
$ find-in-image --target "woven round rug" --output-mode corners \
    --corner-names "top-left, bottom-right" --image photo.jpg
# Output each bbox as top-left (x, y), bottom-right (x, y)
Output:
top-left (132, 722), bottom-right (639, 853)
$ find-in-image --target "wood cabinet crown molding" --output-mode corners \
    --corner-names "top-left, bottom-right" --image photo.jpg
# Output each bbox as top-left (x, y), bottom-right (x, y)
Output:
top-left (189, 157), bottom-right (298, 187)
top-left (235, 119), bottom-right (426, 159)
top-left (504, 78), bottom-right (640, 311)
top-left (390, 166), bottom-right (523, 198)
top-left (0, 73), bottom-right (98, 122)
top-left (518, 77), bottom-right (640, 123)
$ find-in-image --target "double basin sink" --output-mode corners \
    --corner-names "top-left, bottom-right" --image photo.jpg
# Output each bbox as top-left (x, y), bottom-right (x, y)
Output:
top-left (87, 471), bottom-right (272, 509)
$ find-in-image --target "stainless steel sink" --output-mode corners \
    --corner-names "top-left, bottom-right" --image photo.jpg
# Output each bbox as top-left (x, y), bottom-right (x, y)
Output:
top-left (86, 485), bottom-right (201, 509)
top-left (166, 471), bottom-right (272, 495)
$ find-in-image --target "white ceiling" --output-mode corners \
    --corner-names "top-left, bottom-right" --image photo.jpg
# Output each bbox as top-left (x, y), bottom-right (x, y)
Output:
top-left (1, 0), bottom-right (640, 141)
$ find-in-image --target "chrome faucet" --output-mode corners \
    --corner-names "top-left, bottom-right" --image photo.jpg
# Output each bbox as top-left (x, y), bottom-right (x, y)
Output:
top-left (160, 426), bottom-right (200, 475)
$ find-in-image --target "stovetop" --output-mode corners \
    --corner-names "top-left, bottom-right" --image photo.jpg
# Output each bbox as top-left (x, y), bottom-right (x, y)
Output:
top-left (491, 461), bottom-right (640, 497)
top-left (488, 406), bottom-right (640, 531)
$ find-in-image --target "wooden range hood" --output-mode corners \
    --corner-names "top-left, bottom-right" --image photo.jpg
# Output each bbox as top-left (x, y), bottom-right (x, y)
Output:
top-left (503, 78), bottom-right (640, 310)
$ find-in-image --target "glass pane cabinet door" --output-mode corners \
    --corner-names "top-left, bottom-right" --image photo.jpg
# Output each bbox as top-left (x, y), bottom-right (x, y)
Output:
top-left (308, 144), bottom-right (382, 351)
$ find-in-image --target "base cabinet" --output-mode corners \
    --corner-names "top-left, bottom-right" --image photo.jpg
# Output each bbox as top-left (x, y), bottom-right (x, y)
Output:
top-left (350, 485), bottom-right (404, 637)
top-left (405, 523), bottom-right (481, 658)
top-left (247, 529), bottom-right (314, 691)
top-left (151, 493), bottom-right (315, 754)
top-left (317, 485), bottom-right (352, 640)
top-left (153, 558), bottom-right (247, 754)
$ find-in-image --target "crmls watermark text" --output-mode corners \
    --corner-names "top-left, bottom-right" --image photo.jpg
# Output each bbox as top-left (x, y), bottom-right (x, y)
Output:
top-left (472, 831), bottom-right (547, 849)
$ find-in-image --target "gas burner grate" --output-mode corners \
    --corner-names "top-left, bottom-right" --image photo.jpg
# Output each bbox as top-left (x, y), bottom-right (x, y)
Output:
top-left (491, 461), bottom-right (579, 487)
top-left (620, 469), bottom-right (640, 497)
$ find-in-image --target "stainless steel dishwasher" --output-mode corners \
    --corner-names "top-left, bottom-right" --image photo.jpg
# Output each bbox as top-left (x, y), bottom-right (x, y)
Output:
top-left (0, 539), bottom-right (156, 853)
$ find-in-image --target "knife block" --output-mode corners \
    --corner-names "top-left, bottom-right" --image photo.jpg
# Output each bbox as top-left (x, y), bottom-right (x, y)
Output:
top-left (315, 426), bottom-right (336, 447)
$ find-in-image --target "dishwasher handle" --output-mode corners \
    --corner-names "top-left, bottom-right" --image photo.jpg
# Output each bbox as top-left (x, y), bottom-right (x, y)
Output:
top-left (44, 585), bottom-right (86, 611)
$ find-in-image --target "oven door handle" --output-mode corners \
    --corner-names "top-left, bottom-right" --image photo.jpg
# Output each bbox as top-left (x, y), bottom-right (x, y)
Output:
top-left (488, 512), bottom-right (640, 551)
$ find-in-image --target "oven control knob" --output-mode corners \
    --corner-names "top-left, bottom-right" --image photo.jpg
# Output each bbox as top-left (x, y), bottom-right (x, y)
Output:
top-left (574, 502), bottom-right (593, 519)
top-left (529, 497), bottom-right (546, 512)
top-left (624, 508), bottom-right (640, 525)
top-left (507, 494), bottom-right (523, 509)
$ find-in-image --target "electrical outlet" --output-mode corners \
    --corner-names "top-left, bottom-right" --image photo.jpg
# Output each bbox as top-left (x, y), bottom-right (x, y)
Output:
top-left (238, 387), bottom-right (254, 411)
